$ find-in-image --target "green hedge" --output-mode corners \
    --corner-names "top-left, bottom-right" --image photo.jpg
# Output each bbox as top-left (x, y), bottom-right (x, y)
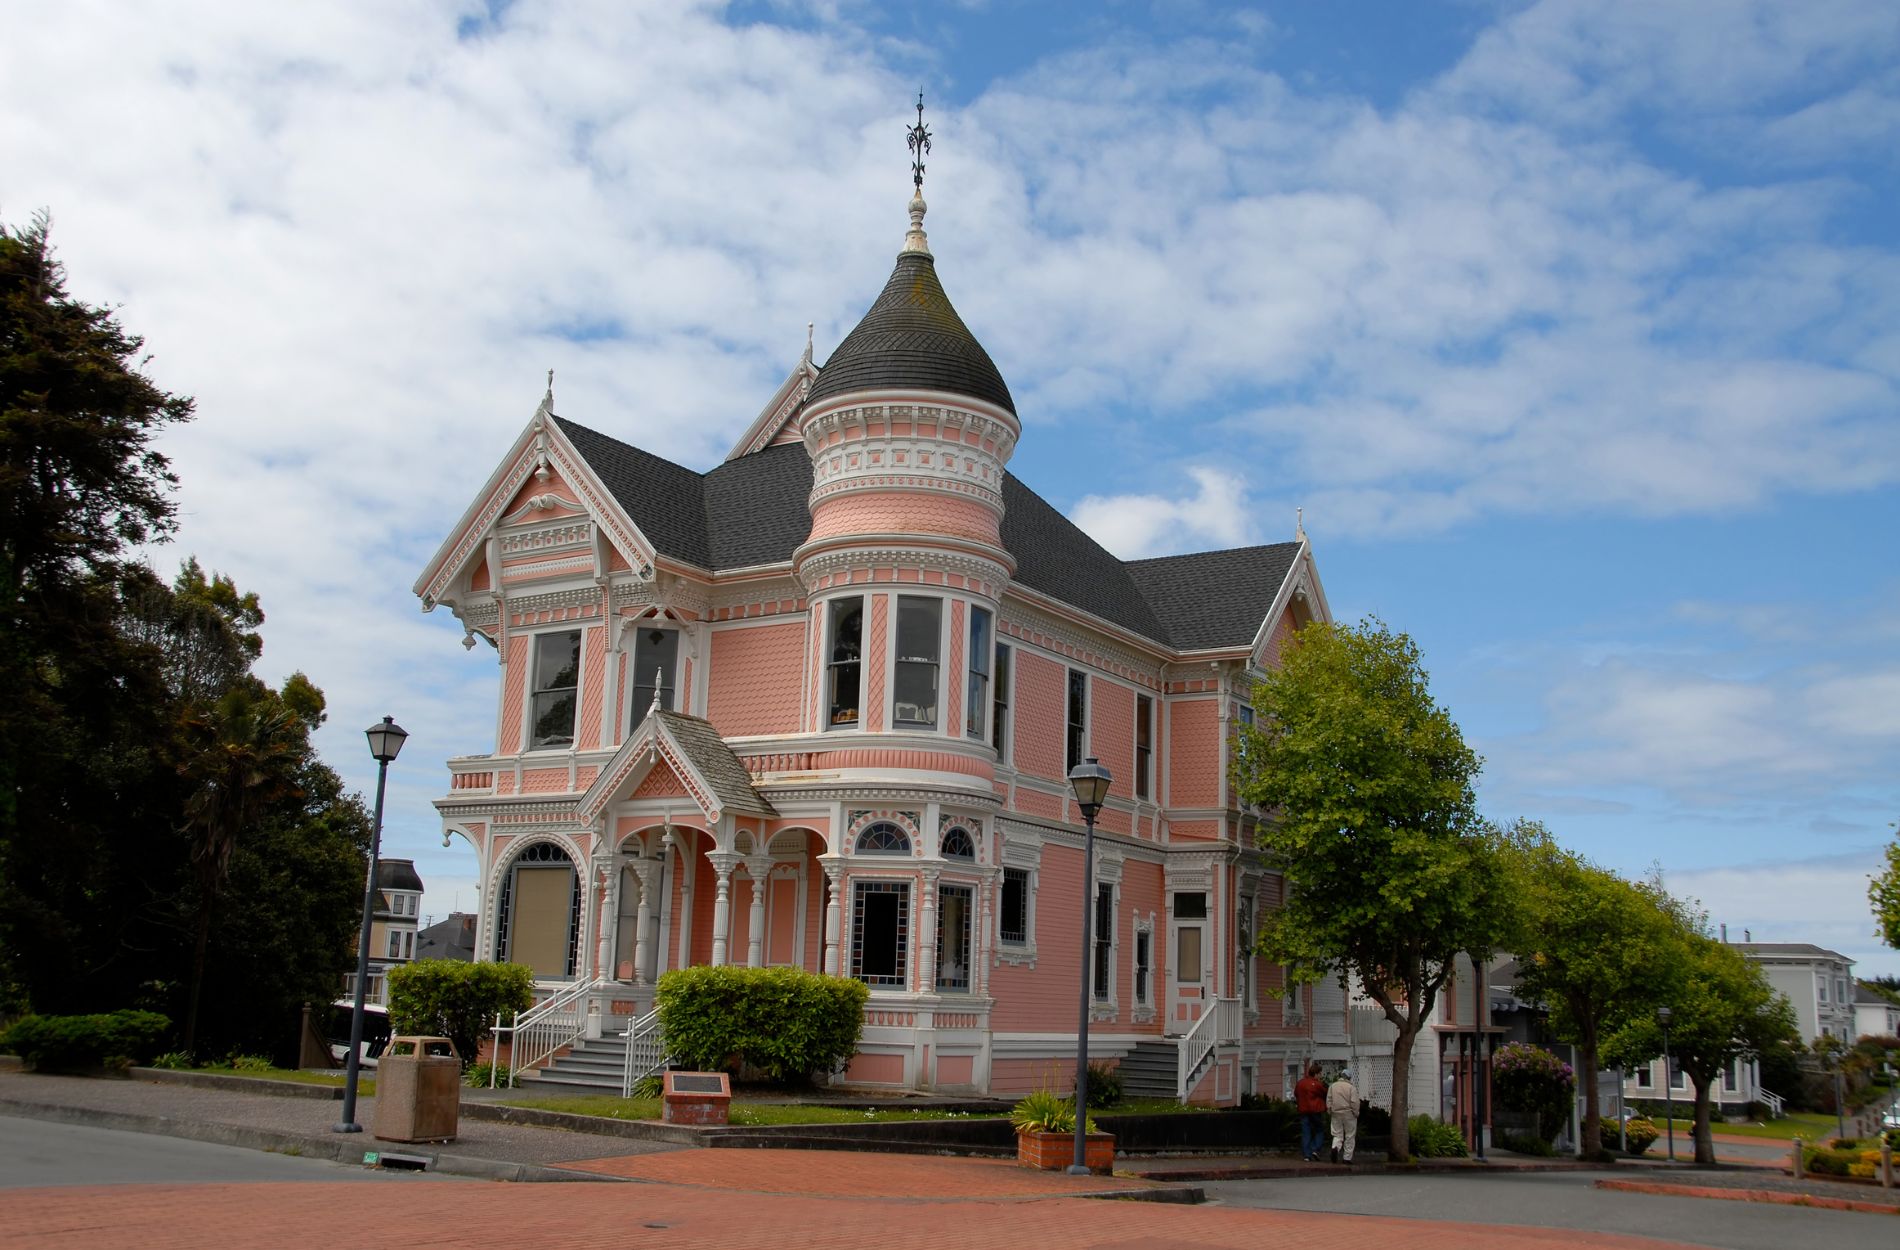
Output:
top-left (656, 965), bottom-right (868, 1086)
top-left (1407, 1114), bottom-right (1470, 1158)
top-left (0, 1010), bottom-right (171, 1070)
top-left (388, 960), bottom-right (535, 1069)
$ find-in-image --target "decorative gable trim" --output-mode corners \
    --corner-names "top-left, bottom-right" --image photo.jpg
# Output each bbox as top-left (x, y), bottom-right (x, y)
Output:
top-left (1248, 538), bottom-right (1332, 667)
top-left (726, 349), bottom-right (820, 461)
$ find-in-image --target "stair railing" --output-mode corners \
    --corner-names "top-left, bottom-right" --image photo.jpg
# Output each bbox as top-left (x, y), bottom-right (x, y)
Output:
top-left (1176, 996), bottom-right (1243, 1102)
top-left (1759, 1087), bottom-right (1785, 1118)
top-left (501, 976), bottom-right (602, 1087)
top-left (620, 1009), bottom-right (669, 1097)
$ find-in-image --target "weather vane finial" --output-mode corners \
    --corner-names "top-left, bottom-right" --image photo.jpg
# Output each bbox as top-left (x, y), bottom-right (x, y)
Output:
top-left (907, 90), bottom-right (931, 191)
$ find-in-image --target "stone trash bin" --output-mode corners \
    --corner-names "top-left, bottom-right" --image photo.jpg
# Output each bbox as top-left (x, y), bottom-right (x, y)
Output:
top-left (372, 1036), bottom-right (461, 1143)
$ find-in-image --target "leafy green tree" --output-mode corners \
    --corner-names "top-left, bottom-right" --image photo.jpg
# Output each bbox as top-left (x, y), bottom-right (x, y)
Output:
top-left (1872, 830), bottom-right (1899, 950)
top-left (1233, 618), bottom-right (1511, 1162)
top-left (1604, 919), bottom-right (1799, 1164)
top-left (1506, 826), bottom-right (1678, 1158)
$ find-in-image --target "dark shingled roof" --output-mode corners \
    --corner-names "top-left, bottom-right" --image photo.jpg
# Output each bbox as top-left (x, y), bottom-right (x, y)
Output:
top-left (1126, 543), bottom-right (1302, 650)
top-left (377, 859), bottom-right (423, 893)
top-left (805, 251), bottom-right (1015, 414)
top-left (556, 417), bottom-right (1297, 652)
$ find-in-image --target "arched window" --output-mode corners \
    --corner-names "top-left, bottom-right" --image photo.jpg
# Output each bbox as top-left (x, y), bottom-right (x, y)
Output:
top-left (855, 822), bottom-right (911, 855)
top-left (494, 842), bottom-right (581, 978)
top-left (940, 826), bottom-right (975, 860)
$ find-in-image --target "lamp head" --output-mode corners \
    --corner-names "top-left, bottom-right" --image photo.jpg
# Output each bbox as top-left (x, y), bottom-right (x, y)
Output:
top-left (1657, 1006), bottom-right (1673, 1025)
top-left (1067, 757), bottom-right (1113, 819)
top-left (365, 715), bottom-right (409, 763)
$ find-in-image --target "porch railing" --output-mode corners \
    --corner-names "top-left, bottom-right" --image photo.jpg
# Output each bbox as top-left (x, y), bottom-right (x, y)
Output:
top-left (1759, 1088), bottom-right (1785, 1118)
top-left (1177, 996), bottom-right (1243, 1102)
top-left (499, 976), bottom-right (602, 1087)
top-left (620, 1009), bottom-right (668, 1097)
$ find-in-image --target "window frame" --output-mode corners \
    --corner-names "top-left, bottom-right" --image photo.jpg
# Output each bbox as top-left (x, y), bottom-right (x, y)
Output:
top-left (1133, 923), bottom-right (1154, 1011)
top-left (892, 595), bottom-right (943, 730)
top-left (1000, 866), bottom-right (1030, 945)
top-left (965, 606), bottom-right (992, 740)
top-left (629, 624), bottom-right (681, 730)
top-left (936, 882), bottom-right (974, 992)
top-left (849, 878), bottom-right (912, 988)
top-left (1065, 669), bottom-right (1087, 772)
top-left (1134, 693), bottom-right (1153, 800)
top-left (991, 643), bottom-right (1012, 761)
top-left (526, 628), bottom-right (584, 751)
top-left (1091, 881), bottom-right (1115, 1003)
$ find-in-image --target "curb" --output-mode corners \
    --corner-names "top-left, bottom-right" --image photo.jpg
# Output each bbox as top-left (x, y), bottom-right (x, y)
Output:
top-left (128, 1068), bottom-right (345, 1100)
top-left (1084, 1183), bottom-right (1206, 1204)
top-left (1595, 1177), bottom-right (1900, 1217)
top-left (1128, 1159), bottom-right (1615, 1182)
top-left (0, 1097), bottom-right (619, 1184)
top-left (460, 1101), bottom-right (702, 1144)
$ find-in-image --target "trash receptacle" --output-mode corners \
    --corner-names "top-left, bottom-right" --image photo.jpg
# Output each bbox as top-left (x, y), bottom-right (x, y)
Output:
top-left (372, 1036), bottom-right (460, 1143)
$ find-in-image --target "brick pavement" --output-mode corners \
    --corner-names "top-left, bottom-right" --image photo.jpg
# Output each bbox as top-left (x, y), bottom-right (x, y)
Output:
top-left (1, 1179), bottom-right (1719, 1249)
top-left (558, 1146), bottom-right (1163, 1197)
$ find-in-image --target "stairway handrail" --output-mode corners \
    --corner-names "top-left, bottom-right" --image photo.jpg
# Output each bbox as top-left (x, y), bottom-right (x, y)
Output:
top-left (1176, 996), bottom-right (1243, 1102)
top-left (502, 976), bottom-right (602, 1086)
top-left (620, 1009), bottom-right (668, 1097)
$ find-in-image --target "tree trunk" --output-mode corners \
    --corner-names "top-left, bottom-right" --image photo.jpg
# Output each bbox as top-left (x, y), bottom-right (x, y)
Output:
top-left (183, 897), bottom-right (211, 1057)
top-left (1576, 1023), bottom-right (1600, 1159)
top-left (1390, 1020), bottom-right (1417, 1162)
top-left (1691, 1073), bottom-right (1715, 1164)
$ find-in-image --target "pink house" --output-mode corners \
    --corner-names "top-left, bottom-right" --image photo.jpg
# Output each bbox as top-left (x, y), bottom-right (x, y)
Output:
top-left (416, 184), bottom-right (1335, 1103)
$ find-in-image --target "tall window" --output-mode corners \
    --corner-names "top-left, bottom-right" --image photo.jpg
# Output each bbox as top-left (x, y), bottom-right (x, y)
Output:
top-left (1135, 694), bottom-right (1153, 800)
top-left (965, 606), bottom-right (992, 739)
top-left (1174, 891), bottom-right (1206, 986)
top-left (1668, 1056), bottom-right (1685, 1089)
top-left (529, 630), bottom-right (582, 748)
top-left (850, 880), bottom-right (910, 987)
top-left (1092, 883), bottom-right (1114, 1000)
top-left (894, 596), bottom-right (941, 729)
top-left (992, 644), bottom-right (1011, 759)
top-left (1066, 669), bottom-right (1087, 770)
top-left (937, 884), bottom-right (973, 991)
top-left (1634, 1064), bottom-right (1652, 1089)
top-left (1134, 929), bottom-right (1152, 1007)
top-left (1236, 900), bottom-right (1254, 1011)
top-left (630, 626), bottom-right (679, 730)
top-left (827, 598), bottom-right (863, 727)
top-left (1000, 867), bottom-right (1028, 944)
top-left (495, 842), bottom-right (581, 978)
top-left (1817, 975), bottom-right (1829, 1003)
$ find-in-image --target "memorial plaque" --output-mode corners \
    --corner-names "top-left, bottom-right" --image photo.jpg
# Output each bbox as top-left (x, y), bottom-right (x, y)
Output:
top-left (672, 1074), bottom-right (725, 1094)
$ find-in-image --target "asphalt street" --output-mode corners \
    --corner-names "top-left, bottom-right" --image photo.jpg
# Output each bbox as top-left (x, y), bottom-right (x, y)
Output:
top-left (0, 1115), bottom-right (464, 1188)
top-left (1204, 1170), bottom-right (1898, 1250)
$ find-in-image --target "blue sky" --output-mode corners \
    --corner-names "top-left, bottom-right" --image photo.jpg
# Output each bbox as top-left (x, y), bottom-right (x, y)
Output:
top-left (4, 1), bottom-right (1896, 973)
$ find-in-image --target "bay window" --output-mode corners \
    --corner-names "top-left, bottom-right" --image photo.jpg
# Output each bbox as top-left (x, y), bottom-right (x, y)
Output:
top-left (894, 596), bottom-right (941, 729)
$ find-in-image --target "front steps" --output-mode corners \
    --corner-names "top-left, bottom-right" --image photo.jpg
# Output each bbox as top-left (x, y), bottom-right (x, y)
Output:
top-left (517, 1033), bottom-right (629, 1093)
top-left (1118, 1039), bottom-right (1181, 1100)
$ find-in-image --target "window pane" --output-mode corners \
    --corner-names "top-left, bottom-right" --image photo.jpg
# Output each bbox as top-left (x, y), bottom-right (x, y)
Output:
top-left (966, 607), bottom-right (991, 739)
top-left (530, 631), bottom-right (581, 748)
top-left (1173, 891), bottom-right (1208, 920)
top-left (1177, 926), bottom-right (1202, 983)
top-left (850, 881), bottom-right (910, 986)
top-left (1093, 884), bottom-right (1113, 999)
top-left (828, 600), bottom-right (863, 727)
top-left (1135, 694), bottom-right (1152, 800)
top-left (630, 627), bottom-right (679, 729)
top-left (992, 644), bottom-right (1011, 758)
top-left (894, 597), bottom-right (940, 728)
top-left (1000, 868), bottom-right (1027, 943)
top-left (1135, 931), bottom-right (1151, 1004)
top-left (1066, 670), bottom-right (1087, 770)
top-left (937, 884), bottom-right (972, 991)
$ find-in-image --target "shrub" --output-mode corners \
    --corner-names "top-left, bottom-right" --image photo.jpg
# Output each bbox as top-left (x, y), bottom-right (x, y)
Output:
top-left (1010, 1089), bottom-right (1097, 1135)
top-left (1085, 1060), bottom-right (1122, 1108)
top-left (149, 1051), bottom-right (194, 1071)
top-left (1499, 1130), bottom-right (1557, 1156)
top-left (1407, 1114), bottom-right (1469, 1158)
top-left (227, 1054), bottom-right (273, 1073)
top-left (1493, 1042), bottom-right (1575, 1144)
top-left (1802, 1145), bottom-right (1860, 1177)
top-left (1622, 1115), bottom-right (1659, 1156)
top-left (388, 960), bottom-right (535, 1069)
top-left (464, 1059), bottom-right (516, 1089)
top-left (655, 965), bottom-right (868, 1085)
top-left (0, 1011), bottom-right (170, 1071)
top-left (1357, 1103), bottom-right (1392, 1136)
top-left (630, 1073), bottom-right (663, 1099)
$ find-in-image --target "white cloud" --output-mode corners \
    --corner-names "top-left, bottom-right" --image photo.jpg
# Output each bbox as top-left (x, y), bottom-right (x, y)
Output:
top-left (1668, 852), bottom-right (1900, 977)
top-left (1069, 466), bottom-right (1259, 559)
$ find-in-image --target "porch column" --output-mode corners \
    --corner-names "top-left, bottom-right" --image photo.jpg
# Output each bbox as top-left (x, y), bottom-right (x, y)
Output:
top-left (918, 867), bottom-right (940, 993)
top-left (707, 851), bottom-right (739, 967)
top-left (631, 860), bottom-right (658, 984)
top-left (822, 859), bottom-right (844, 976)
top-left (745, 857), bottom-right (771, 968)
top-left (590, 855), bottom-right (614, 981)
top-left (976, 867), bottom-right (994, 998)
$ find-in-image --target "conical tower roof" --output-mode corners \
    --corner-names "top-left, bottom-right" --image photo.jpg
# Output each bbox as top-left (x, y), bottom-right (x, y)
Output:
top-left (806, 196), bottom-right (1015, 415)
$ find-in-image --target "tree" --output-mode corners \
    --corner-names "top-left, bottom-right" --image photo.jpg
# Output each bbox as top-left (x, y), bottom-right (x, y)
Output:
top-left (1233, 618), bottom-right (1511, 1162)
top-left (1604, 920), bottom-right (1799, 1165)
top-left (1506, 826), bottom-right (1678, 1158)
top-left (1872, 831), bottom-right (1899, 950)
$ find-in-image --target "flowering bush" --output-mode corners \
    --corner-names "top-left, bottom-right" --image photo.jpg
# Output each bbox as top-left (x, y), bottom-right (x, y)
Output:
top-left (1492, 1042), bottom-right (1575, 1144)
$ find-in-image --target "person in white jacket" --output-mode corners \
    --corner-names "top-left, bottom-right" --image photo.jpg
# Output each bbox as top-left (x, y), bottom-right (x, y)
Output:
top-left (1326, 1070), bottom-right (1359, 1164)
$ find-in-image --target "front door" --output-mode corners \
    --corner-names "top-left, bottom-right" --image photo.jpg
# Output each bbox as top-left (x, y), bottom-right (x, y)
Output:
top-left (1168, 890), bottom-right (1208, 1032)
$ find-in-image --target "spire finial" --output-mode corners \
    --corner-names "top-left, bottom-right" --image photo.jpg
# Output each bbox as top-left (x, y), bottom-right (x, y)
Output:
top-left (907, 90), bottom-right (931, 192)
top-left (649, 667), bottom-right (664, 718)
top-left (545, 368), bottom-right (555, 407)
top-left (1295, 506), bottom-right (1307, 543)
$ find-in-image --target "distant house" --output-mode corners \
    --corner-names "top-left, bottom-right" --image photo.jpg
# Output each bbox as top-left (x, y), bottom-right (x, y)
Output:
top-left (344, 858), bottom-right (424, 1007)
top-left (1734, 942), bottom-right (1856, 1046)
top-left (1853, 982), bottom-right (1900, 1040)
top-left (417, 912), bottom-right (478, 963)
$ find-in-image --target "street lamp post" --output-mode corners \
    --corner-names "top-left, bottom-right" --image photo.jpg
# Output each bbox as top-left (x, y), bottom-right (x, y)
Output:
top-left (1066, 757), bottom-right (1112, 1176)
top-left (334, 716), bottom-right (408, 1135)
top-left (1658, 1006), bottom-right (1674, 1163)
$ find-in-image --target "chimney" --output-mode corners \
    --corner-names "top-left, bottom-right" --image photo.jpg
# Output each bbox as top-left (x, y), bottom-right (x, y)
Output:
top-left (1721, 924), bottom-right (1728, 943)
top-left (1744, 929), bottom-right (1751, 941)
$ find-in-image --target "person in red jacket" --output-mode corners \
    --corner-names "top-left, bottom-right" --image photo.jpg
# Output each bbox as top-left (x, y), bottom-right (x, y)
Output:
top-left (1294, 1060), bottom-right (1327, 1161)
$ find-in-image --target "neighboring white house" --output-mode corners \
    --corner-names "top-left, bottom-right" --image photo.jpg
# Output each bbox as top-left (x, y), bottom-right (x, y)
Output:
top-left (1853, 982), bottom-right (1900, 1040)
top-left (1735, 942), bottom-right (1856, 1045)
top-left (343, 858), bottom-right (424, 1007)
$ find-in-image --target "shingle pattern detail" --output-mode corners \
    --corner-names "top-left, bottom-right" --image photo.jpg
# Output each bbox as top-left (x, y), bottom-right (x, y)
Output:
top-left (653, 709), bottom-right (777, 817)
top-left (806, 252), bottom-right (1015, 415)
top-left (1124, 543), bottom-right (1302, 650)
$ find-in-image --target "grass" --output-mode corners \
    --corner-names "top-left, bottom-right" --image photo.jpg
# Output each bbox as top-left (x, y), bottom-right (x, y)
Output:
top-left (190, 1065), bottom-right (376, 1096)
top-left (1644, 1111), bottom-right (1842, 1141)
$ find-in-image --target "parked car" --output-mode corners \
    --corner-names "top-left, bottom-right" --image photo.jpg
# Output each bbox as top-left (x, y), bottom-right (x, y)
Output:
top-left (325, 1001), bottom-right (391, 1069)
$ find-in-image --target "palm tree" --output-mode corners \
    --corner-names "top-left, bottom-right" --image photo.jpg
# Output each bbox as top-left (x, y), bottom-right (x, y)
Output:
top-left (177, 687), bottom-right (302, 1055)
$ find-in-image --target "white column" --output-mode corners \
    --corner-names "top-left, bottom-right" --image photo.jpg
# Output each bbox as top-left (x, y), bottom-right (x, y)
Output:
top-left (746, 857), bottom-right (771, 968)
top-left (708, 851), bottom-right (738, 967)
top-left (822, 860), bottom-right (844, 976)
top-left (596, 855), bottom-right (623, 979)
top-left (977, 867), bottom-right (993, 999)
top-left (918, 868), bottom-right (940, 993)
top-left (591, 857), bottom-right (613, 980)
top-left (632, 861), bottom-right (657, 985)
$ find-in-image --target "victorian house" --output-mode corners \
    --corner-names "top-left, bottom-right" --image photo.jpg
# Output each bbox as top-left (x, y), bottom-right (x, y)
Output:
top-left (415, 176), bottom-right (1333, 1103)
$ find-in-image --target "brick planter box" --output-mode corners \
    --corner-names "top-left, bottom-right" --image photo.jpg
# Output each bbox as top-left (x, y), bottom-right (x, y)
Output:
top-left (1016, 1129), bottom-right (1115, 1174)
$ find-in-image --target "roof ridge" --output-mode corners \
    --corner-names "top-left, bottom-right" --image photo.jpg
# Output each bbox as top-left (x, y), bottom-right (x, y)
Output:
top-left (1123, 540), bottom-right (1304, 568)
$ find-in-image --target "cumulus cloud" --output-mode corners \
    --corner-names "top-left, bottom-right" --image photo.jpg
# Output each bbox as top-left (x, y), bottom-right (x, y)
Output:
top-left (1069, 466), bottom-right (1260, 559)
top-left (1669, 852), bottom-right (1900, 977)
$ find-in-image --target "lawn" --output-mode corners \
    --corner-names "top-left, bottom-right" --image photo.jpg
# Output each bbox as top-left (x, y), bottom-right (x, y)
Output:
top-left (186, 1065), bottom-right (376, 1096)
top-left (1649, 1111), bottom-right (1843, 1141)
